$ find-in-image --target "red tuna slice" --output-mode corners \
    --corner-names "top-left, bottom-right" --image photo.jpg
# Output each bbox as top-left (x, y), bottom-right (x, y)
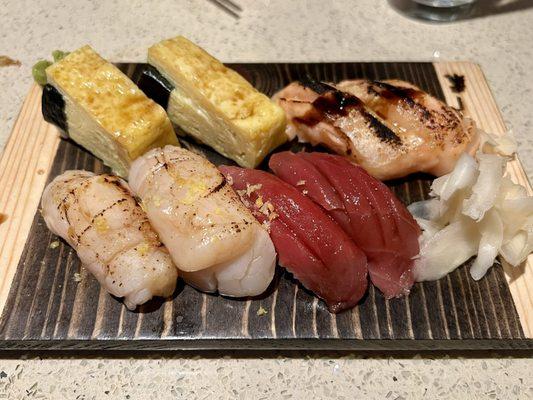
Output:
top-left (366, 250), bottom-right (415, 297)
top-left (359, 172), bottom-right (421, 260)
top-left (270, 152), bottom-right (384, 255)
top-left (302, 152), bottom-right (420, 297)
top-left (269, 152), bottom-right (351, 233)
top-left (219, 165), bottom-right (368, 313)
top-left (269, 151), bottom-right (344, 211)
top-left (312, 153), bottom-right (421, 260)
top-left (273, 152), bottom-right (420, 298)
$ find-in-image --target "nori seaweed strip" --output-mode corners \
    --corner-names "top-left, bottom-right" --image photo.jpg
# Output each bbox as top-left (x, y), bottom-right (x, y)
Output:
top-left (136, 65), bottom-right (175, 109)
top-left (42, 84), bottom-right (68, 136)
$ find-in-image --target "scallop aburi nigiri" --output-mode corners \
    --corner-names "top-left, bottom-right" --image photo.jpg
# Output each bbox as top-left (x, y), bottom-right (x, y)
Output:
top-left (128, 146), bottom-right (276, 297)
top-left (41, 171), bottom-right (178, 309)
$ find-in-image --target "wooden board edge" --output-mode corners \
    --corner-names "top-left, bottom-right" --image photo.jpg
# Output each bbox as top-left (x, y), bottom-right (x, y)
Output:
top-left (0, 84), bottom-right (61, 316)
top-left (434, 62), bottom-right (533, 339)
top-left (0, 338), bottom-right (531, 351)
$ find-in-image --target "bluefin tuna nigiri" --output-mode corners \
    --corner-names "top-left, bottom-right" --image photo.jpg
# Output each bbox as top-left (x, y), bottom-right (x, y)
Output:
top-left (219, 166), bottom-right (368, 313)
top-left (269, 152), bottom-right (420, 298)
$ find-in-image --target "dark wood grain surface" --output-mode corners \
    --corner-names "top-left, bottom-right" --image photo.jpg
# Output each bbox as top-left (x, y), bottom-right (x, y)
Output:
top-left (0, 62), bottom-right (528, 350)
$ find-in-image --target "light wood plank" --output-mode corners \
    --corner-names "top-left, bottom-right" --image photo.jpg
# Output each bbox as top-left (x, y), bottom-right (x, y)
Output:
top-left (434, 62), bottom-right (533, 338)
top-left (0, 84), bottom-right (60, 315)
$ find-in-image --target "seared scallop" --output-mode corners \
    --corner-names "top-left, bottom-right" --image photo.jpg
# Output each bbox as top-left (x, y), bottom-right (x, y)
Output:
top-left (129, 146), bottom-right (276, 297)
top-left (41, 170), bottom-right (178, 309)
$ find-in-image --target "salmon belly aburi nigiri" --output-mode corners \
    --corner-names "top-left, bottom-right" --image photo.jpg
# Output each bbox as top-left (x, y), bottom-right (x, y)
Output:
top-left (219, 166), bottom-right (368, 313)
top-left (128, 146), bottom-right (276, 297)
top-left (269, 152), bottom-right (421, 298)
top-left (41, 171), bottom-right (178, 309)
top-left (274, 79), bottom-right (479, 180)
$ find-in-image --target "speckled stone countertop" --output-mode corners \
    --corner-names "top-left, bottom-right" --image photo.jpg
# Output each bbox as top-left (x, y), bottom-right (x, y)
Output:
top-left (0, 0), bottom-right (532, 398)
top-left (0, 352), bottom-right (530, 399)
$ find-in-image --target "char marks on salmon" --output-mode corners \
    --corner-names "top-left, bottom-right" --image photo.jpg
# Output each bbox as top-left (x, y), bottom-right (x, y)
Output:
top-left (274, 79), bottom-right (478, 180)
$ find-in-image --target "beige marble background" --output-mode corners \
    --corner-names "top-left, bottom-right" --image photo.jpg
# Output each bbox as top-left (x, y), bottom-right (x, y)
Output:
top-left (0, 0), bottom-right (532, 398)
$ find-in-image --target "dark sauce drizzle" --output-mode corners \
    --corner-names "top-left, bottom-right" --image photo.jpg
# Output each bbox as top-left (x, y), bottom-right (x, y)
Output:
top-left (299, 78), bottom-right (402, 146)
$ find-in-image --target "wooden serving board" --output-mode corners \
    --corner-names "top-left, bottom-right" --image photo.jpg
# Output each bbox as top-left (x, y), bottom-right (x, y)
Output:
top-left (0, 62), bottom-right (531, 351)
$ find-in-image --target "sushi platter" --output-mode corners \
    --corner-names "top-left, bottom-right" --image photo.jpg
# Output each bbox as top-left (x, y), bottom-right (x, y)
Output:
top-left (0, 37), bottom-right (531, 350)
